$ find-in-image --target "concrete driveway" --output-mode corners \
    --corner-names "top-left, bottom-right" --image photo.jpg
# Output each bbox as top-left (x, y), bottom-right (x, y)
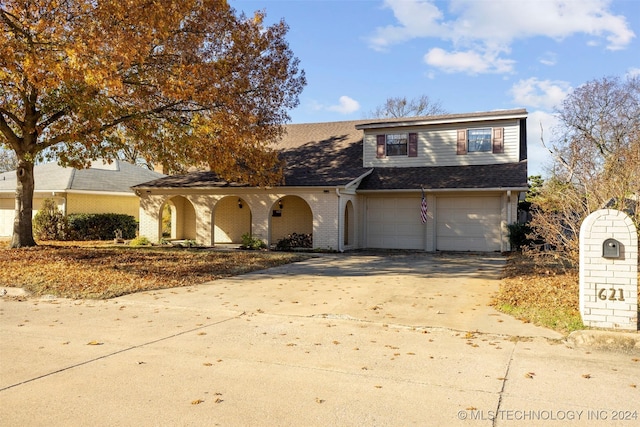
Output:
top-left (2, 252), bottom-right (639, 427)
top-left (116, 252), bottom-right (558, 337)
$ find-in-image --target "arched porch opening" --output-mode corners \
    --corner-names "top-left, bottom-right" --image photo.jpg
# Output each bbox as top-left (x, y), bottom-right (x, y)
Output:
top-left (270, 195), bottom-right (313, 247)
top-left (159, 196), bottom-right (197, 241)
top-left (344, 200), bottom-right (354, 246)
top-left (213, 196), bottom-right (251, 244)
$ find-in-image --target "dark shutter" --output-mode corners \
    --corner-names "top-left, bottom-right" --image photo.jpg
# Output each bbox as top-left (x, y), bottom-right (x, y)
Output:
top-left (376, 135), bottom-right (386, 158)
top-left (492, 127), bottom-right (504, 154)
top-left (408, 133), bottom-right (418, 157)
top-left (456, 129), bottom-right (467, 155)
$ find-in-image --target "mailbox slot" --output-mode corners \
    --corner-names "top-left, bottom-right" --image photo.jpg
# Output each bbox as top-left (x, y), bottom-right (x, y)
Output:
top-left (602, 238), bottom-right (620, 259)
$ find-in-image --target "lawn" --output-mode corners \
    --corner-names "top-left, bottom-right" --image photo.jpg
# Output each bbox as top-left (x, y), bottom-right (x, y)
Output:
top-left (493, 253), bottom-right (585, 333)
top-left (0, 241), bottom-right (307, 299)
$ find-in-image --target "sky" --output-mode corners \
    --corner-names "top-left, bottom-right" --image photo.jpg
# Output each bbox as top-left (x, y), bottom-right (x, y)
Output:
top-left (230, 0), bottom-right (640, 177)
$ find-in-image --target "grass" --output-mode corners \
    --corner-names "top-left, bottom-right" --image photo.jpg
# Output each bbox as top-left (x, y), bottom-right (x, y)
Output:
top-left (494, 253), bottom-right (587, 334)
top-left (0, 240), bottom-right (308, 299)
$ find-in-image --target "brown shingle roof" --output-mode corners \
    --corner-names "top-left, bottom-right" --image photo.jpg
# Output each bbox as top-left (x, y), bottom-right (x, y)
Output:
top-left (132, 171), bottom-right (244, 189)
top-left (134, 111), bottom-right (528, 191)
top-left (359, 161), bottom-right (528, 191)
top-left (278, 120), bottom-right (368, 186)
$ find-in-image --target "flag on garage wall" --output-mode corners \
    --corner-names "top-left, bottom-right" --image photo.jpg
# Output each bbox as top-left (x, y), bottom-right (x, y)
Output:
top-left (420, 188), bottom-right (428, 224)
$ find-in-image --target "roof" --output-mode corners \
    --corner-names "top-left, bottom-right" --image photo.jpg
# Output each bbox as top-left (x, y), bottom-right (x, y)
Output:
top-left (135, 110), bottom-right (528, 191)
top-left (0, 160), bottom-right (166, 194)
top-left (277, 119), bottom-right (370, 186)
top-left (354, 109), bottom-right (528, 130)
top-left (358, 161), bottom-right (528, 191)
top-left (139, 119), bottom-right (370, 189)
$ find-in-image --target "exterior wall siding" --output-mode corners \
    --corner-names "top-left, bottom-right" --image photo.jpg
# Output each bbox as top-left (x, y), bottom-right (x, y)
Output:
top-left (0, 197), bottom-right (14, 236)
top-left (67, 194), bottom-right (139, 218)
top-left (363, 120), bottom-right (521, 168)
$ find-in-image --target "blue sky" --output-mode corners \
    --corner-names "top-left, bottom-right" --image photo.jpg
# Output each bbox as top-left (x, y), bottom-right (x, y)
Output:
top-left (231, 0), bottom-right (640, 177)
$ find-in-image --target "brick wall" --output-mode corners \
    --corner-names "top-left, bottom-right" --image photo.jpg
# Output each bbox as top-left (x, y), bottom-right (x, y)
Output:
top-left (67, 194), bottom-right (139, 218)
top-left (214, 197), bottom-right (251, 243)
top-left (579, 209), bottom-right (638, 330)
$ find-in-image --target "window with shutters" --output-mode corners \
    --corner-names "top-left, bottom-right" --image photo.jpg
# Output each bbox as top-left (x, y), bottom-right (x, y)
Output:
top-left (457, 127), bottom-right (505, 155)
top-left (376, 133), bottom-right (418, 158)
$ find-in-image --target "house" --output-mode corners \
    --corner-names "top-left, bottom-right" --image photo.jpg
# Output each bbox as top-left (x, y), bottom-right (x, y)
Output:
top-left (0, 159), bottom-right (165, 237)
top-left (133, 109), bottom-right (528, 252)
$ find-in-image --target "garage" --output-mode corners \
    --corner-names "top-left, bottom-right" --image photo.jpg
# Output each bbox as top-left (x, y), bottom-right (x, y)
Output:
top-left (366, 197), bottom-right (424, 249)
top-left (436, 196), bottom-right (502, 252)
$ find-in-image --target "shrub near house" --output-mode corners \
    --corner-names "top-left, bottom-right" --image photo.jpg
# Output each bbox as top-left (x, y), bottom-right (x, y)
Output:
top-left (34, 201), bottom-right (137, 241)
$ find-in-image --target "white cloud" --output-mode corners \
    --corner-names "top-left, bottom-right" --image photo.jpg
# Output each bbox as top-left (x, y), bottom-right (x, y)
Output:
top-left (369, 0), bottom-right (444, 51)
top-left (510, 78), bottom-right (571, 111)
top-left (424, 47), bottom-right (515, 74)
top-left (538, 51), bottom-right (557, 66)
top-left (326, 96), bottom-right (361, 114)
top-left (369, 0), bottom-right (635, 74)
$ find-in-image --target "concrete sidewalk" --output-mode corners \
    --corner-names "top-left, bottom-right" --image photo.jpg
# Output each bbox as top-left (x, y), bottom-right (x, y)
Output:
top-left (1, 253), bottom-right (639, 426)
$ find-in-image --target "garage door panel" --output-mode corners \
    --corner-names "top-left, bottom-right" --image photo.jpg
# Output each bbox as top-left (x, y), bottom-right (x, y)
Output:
top-left (367, 197), bottom-right (424, 250)
top-left (436, 196), bottom-right (501, 252)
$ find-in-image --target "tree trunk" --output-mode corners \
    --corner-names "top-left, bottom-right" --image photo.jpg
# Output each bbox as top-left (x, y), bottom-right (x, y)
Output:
top-left (10, 159), bottom-right (37, 248)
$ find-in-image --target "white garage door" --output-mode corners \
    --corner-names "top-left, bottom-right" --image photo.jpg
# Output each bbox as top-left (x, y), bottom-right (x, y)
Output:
top-left (436, 196), bottom-right (502, 252)
top-left (366, 197), bottom-right (424, 249)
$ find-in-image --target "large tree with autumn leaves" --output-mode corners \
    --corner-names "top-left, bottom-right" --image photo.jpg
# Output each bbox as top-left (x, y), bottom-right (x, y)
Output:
top-left (0, 0), bottom-right (305, 248)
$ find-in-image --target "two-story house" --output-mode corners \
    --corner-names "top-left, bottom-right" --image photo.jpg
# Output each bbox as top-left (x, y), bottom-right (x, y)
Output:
top-left (133, 109), bottom-right (528, 252)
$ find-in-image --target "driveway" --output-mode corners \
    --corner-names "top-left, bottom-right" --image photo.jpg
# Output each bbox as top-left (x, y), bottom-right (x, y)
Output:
top-left (2, 252), bottom-right (638, 427)
top-left (118, 252), bottom-right (558, 337)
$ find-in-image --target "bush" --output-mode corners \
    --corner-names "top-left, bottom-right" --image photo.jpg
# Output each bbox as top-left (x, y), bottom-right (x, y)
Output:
top-left (507, 223), bottom-right (533, 252)
top-left (240, 233), bottom-right (267, 250)
top-left (33, 199), bottom-right (68, 240)
top-left (67, 213), bottom-right (138, 241)
top-left (129, 236), bottom-right (151, 246)
top-left (275, 233), bottom-right (312, 251)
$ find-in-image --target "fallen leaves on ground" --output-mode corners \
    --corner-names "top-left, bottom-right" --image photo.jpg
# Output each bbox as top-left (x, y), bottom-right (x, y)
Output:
top-left (0, 242), bottom-right (307, 299)
top-left (492, 253), bottom-right (584, 334)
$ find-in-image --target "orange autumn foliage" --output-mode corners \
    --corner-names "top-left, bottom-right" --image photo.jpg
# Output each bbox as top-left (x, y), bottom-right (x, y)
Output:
top-left (0, 0), bottom-right (305, 246)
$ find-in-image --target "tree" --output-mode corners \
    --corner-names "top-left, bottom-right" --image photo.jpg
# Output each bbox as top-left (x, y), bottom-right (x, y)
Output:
top-left (0, 148), bottom-right (17, 172)
top-left (528, 75), bottom-right (640, 266)
top-left (0, 0), bottom-right (305, 248)
top-left (369, 95), bottom-right (447, 118)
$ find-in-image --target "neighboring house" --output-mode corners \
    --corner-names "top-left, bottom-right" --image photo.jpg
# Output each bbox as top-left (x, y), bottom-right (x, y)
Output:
top-left (0, 160), bottom-right (165, 237)
top-left (133, 109), bottom-right (528, 252)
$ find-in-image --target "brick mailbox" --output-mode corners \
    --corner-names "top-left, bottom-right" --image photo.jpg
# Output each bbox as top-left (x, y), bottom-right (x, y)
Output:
top-left (579, 209), bottom-right (638, 330)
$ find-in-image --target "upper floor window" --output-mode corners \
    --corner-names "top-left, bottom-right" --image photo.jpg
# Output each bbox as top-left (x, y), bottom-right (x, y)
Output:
top-left (467, 128), bottom-right (492, 152)
top-left (376, 133), bottom-right (418, 158)
top-left (457, 127), bottom-right (504, 155)
top-left (386, 134), bottom-right (407, 156)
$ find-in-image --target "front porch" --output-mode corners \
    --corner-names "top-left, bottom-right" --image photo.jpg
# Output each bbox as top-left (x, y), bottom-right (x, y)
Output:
top-left (137, 189), bottom-right (358, 252)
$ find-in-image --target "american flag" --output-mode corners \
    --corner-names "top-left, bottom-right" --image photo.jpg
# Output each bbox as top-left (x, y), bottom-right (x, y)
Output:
top-left (420, 188), bottom-right (428, 224)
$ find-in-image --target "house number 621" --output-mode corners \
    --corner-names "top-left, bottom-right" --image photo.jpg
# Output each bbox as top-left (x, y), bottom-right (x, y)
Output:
top-left (597, 287), bottom-right (626, 301)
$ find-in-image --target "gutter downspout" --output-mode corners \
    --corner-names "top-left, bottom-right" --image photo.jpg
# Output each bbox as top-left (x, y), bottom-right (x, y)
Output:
top-left (506, 190), bottom-right (512, 251)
